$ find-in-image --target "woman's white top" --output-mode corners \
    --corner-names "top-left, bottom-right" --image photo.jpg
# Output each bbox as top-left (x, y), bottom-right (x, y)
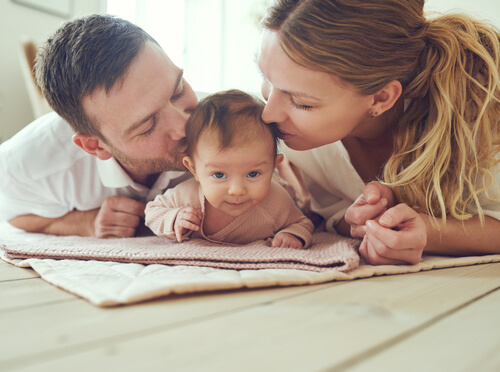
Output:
top-left (283, 141), bottom-right (500, 232)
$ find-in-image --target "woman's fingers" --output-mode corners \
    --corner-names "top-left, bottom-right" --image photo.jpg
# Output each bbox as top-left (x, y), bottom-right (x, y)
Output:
top-left (359, 204), bottom-right (427, 265)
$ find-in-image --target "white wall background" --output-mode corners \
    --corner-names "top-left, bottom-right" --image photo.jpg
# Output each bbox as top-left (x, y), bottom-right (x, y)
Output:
top-left (425, 0), bottom-right (500, 26)
top-left (107, 0), bottom-right (269, 95)
top-left (0, 0), bottom-right (104, 143)
top-left (1, 0), bottom-right (500, 142)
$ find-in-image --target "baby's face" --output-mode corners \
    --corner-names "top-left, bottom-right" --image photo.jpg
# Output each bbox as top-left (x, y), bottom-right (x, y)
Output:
top-left (185, 132), bottom-right (278, 218)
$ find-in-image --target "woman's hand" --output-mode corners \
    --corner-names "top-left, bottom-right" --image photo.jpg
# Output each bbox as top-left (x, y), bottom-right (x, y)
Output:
top-left (345, 181), bottom-right (396, 238)
top-left (359, 204), bottom-right (427, 265)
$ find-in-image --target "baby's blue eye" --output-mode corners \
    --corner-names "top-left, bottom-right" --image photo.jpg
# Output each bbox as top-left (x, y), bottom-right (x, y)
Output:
top-left (247, 171), bottom-right (260, 178)
top-left (212, 172), bottom-right (226, 179)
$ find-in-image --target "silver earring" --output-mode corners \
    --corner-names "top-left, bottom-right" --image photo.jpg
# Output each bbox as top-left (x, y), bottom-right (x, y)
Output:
top-left (370, 111), bottom-right (378, 119)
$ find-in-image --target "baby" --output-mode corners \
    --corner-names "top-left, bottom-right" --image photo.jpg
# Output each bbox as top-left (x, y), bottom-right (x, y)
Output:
top-left (145, 90), bottom-right (314, 248)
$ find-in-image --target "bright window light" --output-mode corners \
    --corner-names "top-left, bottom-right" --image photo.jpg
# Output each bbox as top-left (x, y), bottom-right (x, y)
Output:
top-left (107, 0), bottom-right (269, 95)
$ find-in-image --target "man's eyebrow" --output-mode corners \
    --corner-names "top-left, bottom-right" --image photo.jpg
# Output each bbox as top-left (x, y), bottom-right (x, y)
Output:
top-left (123, 69), bottom-right (184, 137)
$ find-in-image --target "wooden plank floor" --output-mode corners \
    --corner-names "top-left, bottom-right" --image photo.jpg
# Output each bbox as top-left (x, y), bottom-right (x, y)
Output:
top-left (0, 259), bottom-right (499, 372)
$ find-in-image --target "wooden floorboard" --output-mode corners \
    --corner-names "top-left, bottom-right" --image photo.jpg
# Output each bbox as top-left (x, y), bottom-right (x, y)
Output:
top-left (347, 286), bottom-right (500, 372)
top-left (1, 263), bottom-right (498, 372)
top-left (0, 260), bottom-right (40, 281)
top-left (0, 280), bottom-right (338, 370)
top-left (0, 278), bottom-right (76, 312)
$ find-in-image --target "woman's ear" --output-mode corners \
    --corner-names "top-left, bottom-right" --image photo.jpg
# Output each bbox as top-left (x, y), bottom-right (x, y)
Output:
top-left (182, 156), bottom-right (199, 180)
top-left (72, 133), bottom-right (112, 160)
top-left (370, 80), bottom-right (402, 117)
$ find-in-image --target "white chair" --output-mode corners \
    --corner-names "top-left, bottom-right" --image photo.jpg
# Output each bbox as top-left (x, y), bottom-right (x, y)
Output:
top-left (18, 39), bottom-right (52, 118)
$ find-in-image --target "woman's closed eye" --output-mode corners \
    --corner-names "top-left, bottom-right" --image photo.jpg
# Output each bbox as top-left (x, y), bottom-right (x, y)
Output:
top-left (289, 97), bottom-right (313, 111)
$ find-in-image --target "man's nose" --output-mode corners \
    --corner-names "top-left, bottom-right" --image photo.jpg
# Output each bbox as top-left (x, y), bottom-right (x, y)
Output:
top-left (168, 110), bottom-right (189, 141)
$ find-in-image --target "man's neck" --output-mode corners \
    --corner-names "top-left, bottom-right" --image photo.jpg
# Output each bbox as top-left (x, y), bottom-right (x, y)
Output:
top-left (127, 170), bottom-right (161, 188)
top-left (142, 173), bottom-right (161, 188)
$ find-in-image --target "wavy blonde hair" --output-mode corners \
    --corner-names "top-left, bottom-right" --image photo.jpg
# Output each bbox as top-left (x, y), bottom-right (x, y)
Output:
top-left (262, 0), bottom-right (500, 226)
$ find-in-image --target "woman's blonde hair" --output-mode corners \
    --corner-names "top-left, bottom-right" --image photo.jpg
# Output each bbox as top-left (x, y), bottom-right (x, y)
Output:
top-left (262, 0), bottom-right (500, 225)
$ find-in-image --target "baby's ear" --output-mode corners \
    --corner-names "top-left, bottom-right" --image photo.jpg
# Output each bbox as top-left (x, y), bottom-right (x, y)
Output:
top-left (275, 153), bottom-right (284, 165)
top-left (182, 156), bottom-right (198, 179)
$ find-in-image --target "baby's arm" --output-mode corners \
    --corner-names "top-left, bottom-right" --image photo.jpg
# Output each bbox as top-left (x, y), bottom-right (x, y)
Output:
top-left (173, 206), bottom-right (203, 242)
top-left (269, 183), bottom-right (315, 249)
top-left (271, 232), bottom-right (305, 249)
top-left (145, 189), bottom-right (202, 242)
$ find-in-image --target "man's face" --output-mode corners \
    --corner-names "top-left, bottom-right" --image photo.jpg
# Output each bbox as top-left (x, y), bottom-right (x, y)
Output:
top-left (82, 41), bottom-right (198, 182)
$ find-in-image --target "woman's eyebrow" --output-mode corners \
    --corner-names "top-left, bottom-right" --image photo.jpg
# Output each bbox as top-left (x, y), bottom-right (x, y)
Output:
top-left (281, 89), bottom-right (321, 101)
top-left (255, 54), bottom-right (321, 101)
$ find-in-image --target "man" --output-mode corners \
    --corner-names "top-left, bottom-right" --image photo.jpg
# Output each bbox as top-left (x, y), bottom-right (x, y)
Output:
top-left (0, 15), bottom-right (197, 238)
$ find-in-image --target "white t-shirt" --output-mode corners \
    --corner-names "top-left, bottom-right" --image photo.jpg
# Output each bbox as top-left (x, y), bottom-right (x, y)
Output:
top-left (0, 112), bottom-right (190, 221)
top-left (283, 141), bottom-right (500, 232)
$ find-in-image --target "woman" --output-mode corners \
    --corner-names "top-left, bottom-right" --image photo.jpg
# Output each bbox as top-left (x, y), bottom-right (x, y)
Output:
top-left (257, 0), bottom-right (500, 265)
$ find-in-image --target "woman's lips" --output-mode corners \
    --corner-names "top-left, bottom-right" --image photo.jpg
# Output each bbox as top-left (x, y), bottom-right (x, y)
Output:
top-left (278, 130), bottom-right (294, 140)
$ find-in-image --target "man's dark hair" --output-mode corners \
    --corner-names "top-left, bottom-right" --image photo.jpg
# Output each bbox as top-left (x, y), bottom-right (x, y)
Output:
top-left (36, 14), bottom-right (159, 139)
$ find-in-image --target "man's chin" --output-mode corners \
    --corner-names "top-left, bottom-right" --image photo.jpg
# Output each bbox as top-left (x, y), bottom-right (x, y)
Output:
top-left (122, 160), bottom-right (186, 176)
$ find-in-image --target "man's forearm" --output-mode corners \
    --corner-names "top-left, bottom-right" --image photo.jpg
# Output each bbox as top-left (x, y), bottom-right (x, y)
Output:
top-left (8, 209), bottom-right (99, 237)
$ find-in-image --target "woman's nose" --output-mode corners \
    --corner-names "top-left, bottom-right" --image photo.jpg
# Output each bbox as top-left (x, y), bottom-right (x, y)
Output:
top-left (261, 88), bottom-right (287, 124)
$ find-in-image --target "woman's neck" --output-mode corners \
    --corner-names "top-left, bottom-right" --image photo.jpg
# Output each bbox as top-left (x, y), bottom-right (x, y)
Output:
top-left (357, 98), bottom-right (404, 143)
top-left (342, 98), bottom-right (404, 182)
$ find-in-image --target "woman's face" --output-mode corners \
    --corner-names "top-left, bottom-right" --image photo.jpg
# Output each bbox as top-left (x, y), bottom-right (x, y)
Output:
top-left (257, 29), bottom-right (374, 150)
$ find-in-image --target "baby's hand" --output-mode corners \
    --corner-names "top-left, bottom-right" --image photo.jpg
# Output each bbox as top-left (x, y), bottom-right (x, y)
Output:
top-left (271, 232), bottom-right (304, 249)
top-left (345, 181), bottom-right (396, 238)
top-left (174, 206), bottom-right (203, 242)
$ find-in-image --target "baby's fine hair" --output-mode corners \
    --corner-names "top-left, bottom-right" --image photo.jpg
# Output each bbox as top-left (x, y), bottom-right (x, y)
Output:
top-left (186, 89), bottom-right (280, 158)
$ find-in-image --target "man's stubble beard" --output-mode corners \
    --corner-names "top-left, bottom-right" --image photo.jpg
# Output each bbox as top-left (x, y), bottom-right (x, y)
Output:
top-left (110, 142), bottom-right (187, 176)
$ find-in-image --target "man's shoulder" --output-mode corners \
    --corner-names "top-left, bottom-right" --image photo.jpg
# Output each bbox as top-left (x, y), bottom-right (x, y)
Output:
top-left (0, 112), bottom-right (92, 180)
top-left (2, 112), bottom-right (70, 146)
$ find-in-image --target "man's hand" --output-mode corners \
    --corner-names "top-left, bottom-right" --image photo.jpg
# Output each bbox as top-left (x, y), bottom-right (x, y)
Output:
top-left (94, 196), bottom-right (146, 238)
top-left (8, 196), bottom-right (146, 238)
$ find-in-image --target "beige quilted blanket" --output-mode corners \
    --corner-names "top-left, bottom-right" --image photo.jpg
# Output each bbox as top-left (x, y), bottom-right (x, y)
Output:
top-left (2, 222), bottom-right (500, 307)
